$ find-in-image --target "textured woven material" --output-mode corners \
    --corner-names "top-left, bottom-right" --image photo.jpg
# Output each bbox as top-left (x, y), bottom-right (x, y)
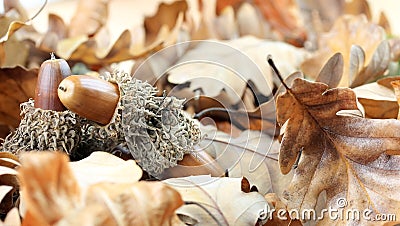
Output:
top-left (2, 99), bottom-right (82, 154)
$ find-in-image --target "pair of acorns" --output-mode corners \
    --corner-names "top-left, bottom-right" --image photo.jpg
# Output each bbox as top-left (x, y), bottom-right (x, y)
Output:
top-left (1, 54), bottom-right (202, 176)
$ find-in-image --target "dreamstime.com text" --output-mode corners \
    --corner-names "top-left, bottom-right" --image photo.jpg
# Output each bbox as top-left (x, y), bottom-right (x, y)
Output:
top-left (258, 198), bottom-right (397, 222)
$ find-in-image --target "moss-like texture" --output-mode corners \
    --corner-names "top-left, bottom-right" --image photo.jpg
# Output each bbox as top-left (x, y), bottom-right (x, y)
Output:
top-left (2, 100), bottom-right (82, 155)
top-left (82, 71), bottom-right (201, 175)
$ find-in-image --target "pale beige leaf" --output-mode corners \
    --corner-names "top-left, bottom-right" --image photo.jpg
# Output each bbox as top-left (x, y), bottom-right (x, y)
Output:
top-left (3, 207), bottom-right (21, 226)
top-left (69, 151), bottom-right (142, 190)
top-left (236, 3), bottom-right (264, 37)
top-left (349, 44), bottom-right (365, 84)
top-left (215, 6), bottom-right (237, 39)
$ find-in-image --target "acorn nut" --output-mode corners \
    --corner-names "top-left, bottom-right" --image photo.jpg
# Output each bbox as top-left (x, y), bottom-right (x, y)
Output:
top-left (35, 52), bottom-right (71, 111)
top-left (58, 75), bottom-right (120, 125)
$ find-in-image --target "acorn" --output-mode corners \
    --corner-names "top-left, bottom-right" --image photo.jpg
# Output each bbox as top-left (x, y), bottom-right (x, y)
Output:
top-left (34, 53), bottom-right (71, 111)
top-left (58, 75), bottom-right (119, 125)
top-left (2, 55), bottom-right (82, 155)
top-left (58, 71), bottom-right (201, 175)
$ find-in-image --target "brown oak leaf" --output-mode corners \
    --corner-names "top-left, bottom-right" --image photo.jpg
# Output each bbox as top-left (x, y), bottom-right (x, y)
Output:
top-left (276, 78), bottom-right (400, 224)
top-left (0, 66), bottom-right (37, 139)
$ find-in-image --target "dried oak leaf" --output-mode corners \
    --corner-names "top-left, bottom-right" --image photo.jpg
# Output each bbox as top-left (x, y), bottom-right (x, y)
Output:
top-left (301, 15), bottom-right (386, 87)
top-left (164, 175), bottom-right (270, 225)
top-left (19, 151), bottom-right (182, 226)
top-left (277, 77), bottom-right (400, 224)
top-left (0, 66), bottom-right (37, 139)
top-left (68, 0), bottom-right (109, 38)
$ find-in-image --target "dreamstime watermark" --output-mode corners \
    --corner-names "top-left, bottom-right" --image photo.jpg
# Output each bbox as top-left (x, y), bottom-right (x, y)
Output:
top-left (258, 198), bottom-right (397, 222)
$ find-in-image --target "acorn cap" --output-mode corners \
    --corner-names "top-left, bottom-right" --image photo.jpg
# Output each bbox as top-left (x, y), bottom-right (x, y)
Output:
top-left (2, 100), bottom-right (82, 155)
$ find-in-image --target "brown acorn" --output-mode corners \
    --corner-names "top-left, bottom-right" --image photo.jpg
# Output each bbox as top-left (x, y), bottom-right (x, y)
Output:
top-left (34, 53), bottom-right (71, 111)
top-left (58, 75), bottom-right (119, 125)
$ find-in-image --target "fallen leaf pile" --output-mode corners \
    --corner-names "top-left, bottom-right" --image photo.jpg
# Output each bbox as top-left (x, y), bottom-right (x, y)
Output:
top-left (1, 0), bottom-right (400, 225)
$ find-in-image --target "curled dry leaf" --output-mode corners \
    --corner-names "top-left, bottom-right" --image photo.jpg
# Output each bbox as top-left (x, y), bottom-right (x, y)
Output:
top-left (164, 175), bottom-right (269, 225)
top-left (73, 182), bottom-right (184, 226)
top-left (301, 15), bottom-right (386, 87)
top-left (0, 17), bottom-right (29, 67)
top-left (276, 77), bottom-right (400, 224)
top-left (68, 0), bottom-right (109, 38)
top-left (353, 81), bottom-right (398, 119)
top-left (18, 151), bottom-right (183, 226)
top-left (253, 0), bottom-right (306, 46)
top-left (144, 0), bottom-right (188, 44)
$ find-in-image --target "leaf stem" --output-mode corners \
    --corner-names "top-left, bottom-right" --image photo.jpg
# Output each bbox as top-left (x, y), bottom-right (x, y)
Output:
top-left (267, 55), bottom-right (290, 91)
